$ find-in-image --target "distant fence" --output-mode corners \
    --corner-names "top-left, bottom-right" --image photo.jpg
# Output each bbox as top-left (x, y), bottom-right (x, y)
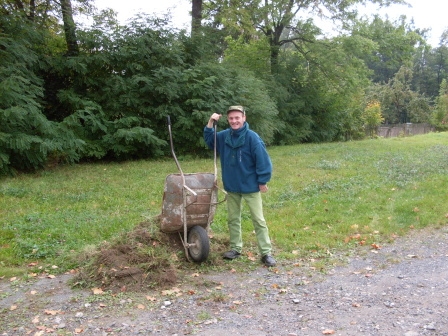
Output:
top-left (377, 123), bottom-right (434, 138)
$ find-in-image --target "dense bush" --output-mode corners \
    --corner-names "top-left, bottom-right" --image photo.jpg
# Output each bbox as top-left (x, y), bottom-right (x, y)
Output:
top-left (0, 15), bottom-right (83, 175)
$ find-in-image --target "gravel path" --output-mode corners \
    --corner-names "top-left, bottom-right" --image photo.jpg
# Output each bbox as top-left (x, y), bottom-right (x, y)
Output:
top-left (1, 227), bottom-right (448, 335)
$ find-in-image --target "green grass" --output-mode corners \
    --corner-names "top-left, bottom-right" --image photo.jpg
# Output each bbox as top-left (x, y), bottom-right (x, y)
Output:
top-left (1, 133), bottom-right (448, 277)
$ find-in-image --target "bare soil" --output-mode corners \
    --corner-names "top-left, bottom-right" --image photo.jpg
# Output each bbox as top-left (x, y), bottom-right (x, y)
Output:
top-left (1, 226), bottom-right (448, 336)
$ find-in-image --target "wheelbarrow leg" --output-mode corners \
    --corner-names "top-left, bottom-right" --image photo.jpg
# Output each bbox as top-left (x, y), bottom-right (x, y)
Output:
top-left (182, 187), bottom-right (192, 262)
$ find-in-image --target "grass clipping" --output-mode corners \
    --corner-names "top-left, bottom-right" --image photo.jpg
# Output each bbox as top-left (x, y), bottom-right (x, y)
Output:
top-left (73, 218), bottom-right (187, 292)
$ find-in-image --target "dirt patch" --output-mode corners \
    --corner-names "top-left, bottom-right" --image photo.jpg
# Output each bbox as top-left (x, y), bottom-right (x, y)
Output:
top-left (72, 221), bottom-right (187, 292)
top-left (71, 220), bottom-right (229, 293)
top-left (1, 226), bottom-right (448, 335)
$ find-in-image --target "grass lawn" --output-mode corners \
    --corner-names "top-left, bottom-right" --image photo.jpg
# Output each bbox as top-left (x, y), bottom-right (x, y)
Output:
top-left (1, 132), bottom-right (448, 278)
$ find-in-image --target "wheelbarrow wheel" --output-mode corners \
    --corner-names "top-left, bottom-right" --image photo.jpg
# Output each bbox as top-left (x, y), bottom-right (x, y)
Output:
top-left (187, 225), bottom-right (209, 262)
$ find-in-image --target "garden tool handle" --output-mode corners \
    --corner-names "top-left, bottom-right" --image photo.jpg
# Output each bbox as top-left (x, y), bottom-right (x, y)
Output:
top-left (166, 115), bottom-right (184, 178)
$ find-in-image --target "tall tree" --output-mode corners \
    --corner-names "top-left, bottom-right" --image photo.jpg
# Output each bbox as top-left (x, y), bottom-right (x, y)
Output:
top-left (203, 0), bottom-right (406, 72)
top-left (369, 64), bottom-right (431, 124)
top-left (0, 0), bottom-right (87, 55)
top-left (350, 15), bottom-right (425, 84)
top-left (431, 79), bottom-right (448, 130)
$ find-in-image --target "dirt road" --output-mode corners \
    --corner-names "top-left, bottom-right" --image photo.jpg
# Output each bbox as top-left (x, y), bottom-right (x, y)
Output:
top-left (1, 227), bottom-right (447, 335)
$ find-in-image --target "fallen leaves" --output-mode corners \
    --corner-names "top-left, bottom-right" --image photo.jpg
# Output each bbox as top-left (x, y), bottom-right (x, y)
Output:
top-left (92, 287), bottom-right (103, 295)
top-left (246, 252), bottom-right (256, 261)
top-left (44, 309), bottom-right (60, 315)
top-left (161, 287), bottom-right (182, 296)
top-left (344, 233), bottom-right (363, 244)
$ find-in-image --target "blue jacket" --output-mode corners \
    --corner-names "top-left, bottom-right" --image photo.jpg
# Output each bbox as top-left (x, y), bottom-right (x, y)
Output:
top-left (204, 122), bottom-right (272, 193)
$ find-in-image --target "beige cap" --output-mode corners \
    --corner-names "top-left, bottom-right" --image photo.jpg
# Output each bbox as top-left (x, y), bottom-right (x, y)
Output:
top-left (227, 105), bottom-right (245, 115)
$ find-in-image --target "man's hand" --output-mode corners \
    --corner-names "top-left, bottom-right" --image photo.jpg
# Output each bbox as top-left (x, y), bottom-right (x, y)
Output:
top-left (207, 113), bottom-right (222, 128)
top-left (259, 184), bottom-right (268, 193)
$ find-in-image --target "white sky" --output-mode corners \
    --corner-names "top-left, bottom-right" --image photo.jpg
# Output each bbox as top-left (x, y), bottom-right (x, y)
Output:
top-left (92, 0), bottom-right (446, 46)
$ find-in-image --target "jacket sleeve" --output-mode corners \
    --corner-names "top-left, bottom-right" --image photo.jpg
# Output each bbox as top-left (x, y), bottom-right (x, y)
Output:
top-left (254, 140), bottom-right (272, 185)
top-left (203, 126), bottom-right (215, 150)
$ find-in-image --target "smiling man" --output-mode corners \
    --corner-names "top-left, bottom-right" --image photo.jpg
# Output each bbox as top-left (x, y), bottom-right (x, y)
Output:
top-left (204, 105), bottom-right (276, 267)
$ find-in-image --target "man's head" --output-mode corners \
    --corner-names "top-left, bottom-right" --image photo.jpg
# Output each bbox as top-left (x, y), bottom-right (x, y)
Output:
top-left (226, 105), bottom-right (246, 130)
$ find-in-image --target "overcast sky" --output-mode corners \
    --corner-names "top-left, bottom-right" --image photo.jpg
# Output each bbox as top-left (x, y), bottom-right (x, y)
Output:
top-left (92, 0), bottom-right (446, 46)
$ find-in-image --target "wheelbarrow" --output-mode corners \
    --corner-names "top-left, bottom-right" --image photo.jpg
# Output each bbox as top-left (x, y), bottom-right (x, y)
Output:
top-left (158, 116), bottom-right (226, 262)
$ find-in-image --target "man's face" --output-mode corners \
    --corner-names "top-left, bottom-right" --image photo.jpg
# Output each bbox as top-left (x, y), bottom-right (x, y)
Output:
top-left (227, 111), bottom-right (246, 130)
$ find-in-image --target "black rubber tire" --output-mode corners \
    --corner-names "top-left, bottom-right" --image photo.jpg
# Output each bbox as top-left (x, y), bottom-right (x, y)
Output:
top-left (187, 225), bottom-right (210, 262)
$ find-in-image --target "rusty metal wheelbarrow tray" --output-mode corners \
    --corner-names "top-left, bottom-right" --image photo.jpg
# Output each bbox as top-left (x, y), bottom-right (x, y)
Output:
top-left (160, 172), bottom-right (218, 233)
top-left (159, 116), bottom-right (225, 262)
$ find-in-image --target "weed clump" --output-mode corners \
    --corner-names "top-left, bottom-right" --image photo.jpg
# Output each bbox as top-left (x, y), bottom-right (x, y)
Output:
top-left (72, 218), bottom-right (229, 293)
top-left (72, 219), bottom-right (183, 292)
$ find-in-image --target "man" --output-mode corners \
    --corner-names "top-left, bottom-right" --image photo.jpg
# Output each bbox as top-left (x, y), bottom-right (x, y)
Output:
top-left (204, 105), bottom-right (276, 267)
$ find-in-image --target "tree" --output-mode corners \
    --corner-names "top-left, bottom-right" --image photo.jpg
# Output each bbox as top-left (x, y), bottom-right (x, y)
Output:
top-left (431, 79), bottom-right (448, 131)
top-left (368, 64), bottom-right (431, 124)
top-left (0, 0), bottom-right (91, 55)
top-left (350, 15), bottom-right (424, 84)
top-left (363, 100), bottom-right (384, 137)
top-left (203, 0), bottom-right (406, 72)
top-left (417, 34), bottom-right (448, 99)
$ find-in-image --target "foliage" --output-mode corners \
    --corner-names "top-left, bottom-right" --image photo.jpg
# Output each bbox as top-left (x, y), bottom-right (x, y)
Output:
top-left (367, 64), bottom-right (431, 124)
top-left (363, 100), bottom-right (384, 136)
top-left (413, 33), bottom-right (448, 99)
top-left (203, 0), bottom-right (406, 70)
top-left (0, 14), bottom-right (82, 175)
top-left (350, 15), bottom-right (424, 84)
top-left (1, 0), bottom-right (446, 174)
top-left (431, 79), bottom-right (448, 131)
top-left (271, 34), bottom-right (373, 144)
top-left (1, 11), bottom-right (281, 173)
top-left (223, 35), bottom-right (272, 78)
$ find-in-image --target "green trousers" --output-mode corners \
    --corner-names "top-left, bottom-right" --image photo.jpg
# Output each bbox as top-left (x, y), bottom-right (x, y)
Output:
top-left (226, 191), bottom-right (272, 256)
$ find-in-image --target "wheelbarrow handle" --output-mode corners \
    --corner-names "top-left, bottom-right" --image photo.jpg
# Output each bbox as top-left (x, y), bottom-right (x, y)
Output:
top-left (167, 115), bottom-right (185, 181)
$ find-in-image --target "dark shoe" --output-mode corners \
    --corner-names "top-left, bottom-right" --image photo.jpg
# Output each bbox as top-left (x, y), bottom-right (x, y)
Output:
top-left (223, 250), bottom-right (241, 260)
top-left (261, 254), bottom-right (276, 267)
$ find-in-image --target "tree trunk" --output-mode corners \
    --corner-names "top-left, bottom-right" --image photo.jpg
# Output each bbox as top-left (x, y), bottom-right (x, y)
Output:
top-left (29, 0), bottom-right (35, 21)
top-left (191, 0), bottom-right (202, 36)
top-left (60, 0), bottom-right (79, 56)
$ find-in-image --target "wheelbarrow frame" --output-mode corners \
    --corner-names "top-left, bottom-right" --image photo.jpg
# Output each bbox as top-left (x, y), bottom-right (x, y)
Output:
top-left (160, 116), bottom-right (226, 262)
